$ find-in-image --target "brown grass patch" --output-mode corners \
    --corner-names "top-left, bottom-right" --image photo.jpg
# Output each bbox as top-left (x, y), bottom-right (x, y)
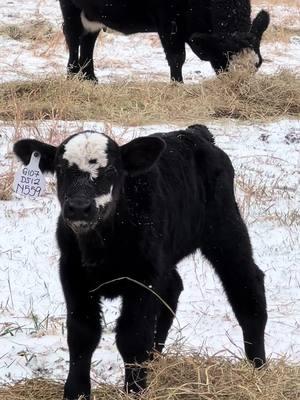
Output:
top-left (0, 71), bottom-right (299, 125)
top-left (0, 19), bottom-right (64, 59)
top-left (264, 25), bottom-right (300, 43)
top-left (0, 20), bottom-right (56, 43)
top-left (0, 170), bottom-right (14, 201)
top-left (0, 354), bottom-right (299, 400)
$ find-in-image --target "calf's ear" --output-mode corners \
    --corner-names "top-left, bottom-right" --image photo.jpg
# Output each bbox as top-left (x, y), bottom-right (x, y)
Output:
top-left (250, 10), bottom-right (270, 42)
top-left (121, 137), bottom-right (166, 176)
top-left (13, 139), bottom-right (57, 173)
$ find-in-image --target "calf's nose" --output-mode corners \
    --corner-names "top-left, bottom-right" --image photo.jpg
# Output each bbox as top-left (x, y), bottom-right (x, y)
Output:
top-left (64, 197), bottom-right (96, 221)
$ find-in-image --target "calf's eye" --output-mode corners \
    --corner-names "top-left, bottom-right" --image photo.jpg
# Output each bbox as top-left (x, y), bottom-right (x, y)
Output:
top-left (89, 159), bottom-right (98, 164)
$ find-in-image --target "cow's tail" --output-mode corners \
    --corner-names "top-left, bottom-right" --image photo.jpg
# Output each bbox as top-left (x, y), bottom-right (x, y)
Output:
top-left (187, 124), bottom-right (215, 144)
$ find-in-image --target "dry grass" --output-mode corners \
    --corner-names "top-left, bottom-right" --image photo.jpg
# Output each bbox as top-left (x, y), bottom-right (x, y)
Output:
top-left (0, 353), bottom-right (299, 400)
top-left (0, 170), bottom-right (14, 201)
top-left (0, 19), bottom-right (64, 59)
top-left (0, 20), bottom-right (55, 43)
top-left (0, 20), bottom-right (56, 43)
top-left (264, 25), bottom-right (300, 43)
top-left (0, 70), bottom-right (299, 125)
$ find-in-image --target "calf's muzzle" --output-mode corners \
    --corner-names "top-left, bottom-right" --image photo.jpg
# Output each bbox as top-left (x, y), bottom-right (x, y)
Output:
top-left (64, 197), bottom-right (97, 223)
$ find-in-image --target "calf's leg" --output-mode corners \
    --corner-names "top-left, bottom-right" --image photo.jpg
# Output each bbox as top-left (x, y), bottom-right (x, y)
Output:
top-left (59, 1), bottom-right (83, 76)
top-left (79, 31), bottom-right (100, 81)
top-left (154, 270), bottom-right (183, 353)
top-left (116, 289), bottom-right (158, 393)
top-left (156, 14), bottom-right (186, 82)
top-left (159, 33), bottom-right (186, 82)
top-left (200, 201), bottom-right (267, 367)
top-left (60, 257), bottom-right (101, 400)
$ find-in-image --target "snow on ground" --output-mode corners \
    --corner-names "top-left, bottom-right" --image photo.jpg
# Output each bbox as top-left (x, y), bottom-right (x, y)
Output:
top-left (0, 0), bottom-right (299, 388)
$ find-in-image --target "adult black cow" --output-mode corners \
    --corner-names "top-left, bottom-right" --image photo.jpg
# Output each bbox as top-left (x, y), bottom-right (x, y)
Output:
top-left (58, 0), bottom-right (270, 82)
top-left (14, 125), bottom-right (267, 400)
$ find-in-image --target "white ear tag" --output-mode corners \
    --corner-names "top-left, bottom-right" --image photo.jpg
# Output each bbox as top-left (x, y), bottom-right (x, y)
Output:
top-left (13, 152), bottom-right (46, 198)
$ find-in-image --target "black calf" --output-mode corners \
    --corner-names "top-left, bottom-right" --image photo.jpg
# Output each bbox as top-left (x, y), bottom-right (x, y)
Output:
top-left (58, 0), bottom-right (270, 82)
top-left (14, 124), bottom-right (267, 399)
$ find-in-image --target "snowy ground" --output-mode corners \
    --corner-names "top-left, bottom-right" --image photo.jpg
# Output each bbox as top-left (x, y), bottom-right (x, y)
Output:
top-left (0, 0), bottom-right (299, 388)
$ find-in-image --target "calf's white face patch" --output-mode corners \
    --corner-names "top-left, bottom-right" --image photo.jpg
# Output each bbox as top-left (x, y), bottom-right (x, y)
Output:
top-left (95, 186), bottom-right (113, 209)
top-left (63, 132), bottom-right (109, 179)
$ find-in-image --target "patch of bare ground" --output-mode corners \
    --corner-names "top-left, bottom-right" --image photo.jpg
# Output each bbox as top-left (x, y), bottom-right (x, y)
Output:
top-left (0, 353), bottom-right (299, 400)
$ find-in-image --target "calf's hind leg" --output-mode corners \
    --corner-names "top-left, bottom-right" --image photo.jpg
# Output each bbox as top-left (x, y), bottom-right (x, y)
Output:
top-left (154, 270), bottom-right (183, 354)
top-left (116, 289), bottom-right (158, 393)
top-left (200, 202), bottom-right (267, 367)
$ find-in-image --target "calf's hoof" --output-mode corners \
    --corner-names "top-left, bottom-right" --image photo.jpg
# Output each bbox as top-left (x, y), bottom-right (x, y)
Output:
top-left (63, 383), bottom-right (90, 400)
top-left (252, 357), bottom-right (266, 369)
top-left (64, 393), bottom-right (90, 400)
top-left (84, 72), bottom-right (98, 82)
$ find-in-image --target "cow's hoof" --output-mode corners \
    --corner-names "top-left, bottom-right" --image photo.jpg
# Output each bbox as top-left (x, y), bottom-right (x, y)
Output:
top-left (84, 74), bottom-right (98, 84)
top-left (64, 393), bottom-right (90, 400)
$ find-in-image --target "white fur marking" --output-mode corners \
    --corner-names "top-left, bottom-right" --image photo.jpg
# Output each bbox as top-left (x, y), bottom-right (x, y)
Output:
top-left (63, 132), bottom-right (109, 179)
top-left (81, 11), bottom-right (106, 33)
top-left (95, 186), bottom-right (113, 208)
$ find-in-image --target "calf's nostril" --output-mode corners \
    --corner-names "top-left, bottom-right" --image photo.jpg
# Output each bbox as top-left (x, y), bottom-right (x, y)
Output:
top-left (83, 203), bottom-right (92, 216)
top-left (64, 198), bottom-right (95, 221)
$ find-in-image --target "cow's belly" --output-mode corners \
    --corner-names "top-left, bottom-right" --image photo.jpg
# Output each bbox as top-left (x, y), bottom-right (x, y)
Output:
top-left (71, 0), bottom-right (156, 34)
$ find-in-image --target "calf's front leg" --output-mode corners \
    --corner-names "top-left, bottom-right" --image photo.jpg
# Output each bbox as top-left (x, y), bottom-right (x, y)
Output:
top-left (116, 289), bottom-right (158, 393)
top-left (60, 257), bottom-right (101, 400)
top-left (59, 1), bottom-right (83, 77)
top-left (79, 31), bottom-right (100, 82)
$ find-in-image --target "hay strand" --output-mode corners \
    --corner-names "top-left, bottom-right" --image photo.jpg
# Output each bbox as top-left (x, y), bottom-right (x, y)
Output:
top-left (0, 353), bottom-right (299, 400)
top-left (0, 70), bottom-right (299, 125)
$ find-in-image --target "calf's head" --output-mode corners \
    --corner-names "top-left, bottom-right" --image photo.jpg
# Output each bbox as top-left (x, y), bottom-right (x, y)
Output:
top-left (190, 10), bottom-right (270, 73)
top-left (14, 131), bottom-right (165, 233)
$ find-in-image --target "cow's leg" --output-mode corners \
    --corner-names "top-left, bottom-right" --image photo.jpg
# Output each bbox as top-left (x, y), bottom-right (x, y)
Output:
top-left (60, 1), bottom-right (83, 76)
top-left (157, 22), bottom-right (186, 82)
top-left (200, 201), bottom-right (267, 367)
top-left (60, 257), bottom-right (101, 400)
top-left (154, 270), bottom-right (183, 353)
top-left (79, 31), bottom-right (100, 82)
top-left (116, 289), bottom-right (158, 393)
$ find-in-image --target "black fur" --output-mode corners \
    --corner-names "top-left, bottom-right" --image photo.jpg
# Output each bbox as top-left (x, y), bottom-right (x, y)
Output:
top-left (58, 0), bottom-right (270, 82)
top-left (14, 125), bottom-right (267, 400)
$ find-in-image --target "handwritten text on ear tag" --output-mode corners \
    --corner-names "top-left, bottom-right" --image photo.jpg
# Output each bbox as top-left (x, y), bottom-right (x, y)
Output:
top-left (13, 152), bottom-right (46, 198)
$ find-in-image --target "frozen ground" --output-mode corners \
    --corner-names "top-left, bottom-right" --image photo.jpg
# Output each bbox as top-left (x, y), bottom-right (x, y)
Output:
top-left (0, 0), bottom-right (299, 389)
